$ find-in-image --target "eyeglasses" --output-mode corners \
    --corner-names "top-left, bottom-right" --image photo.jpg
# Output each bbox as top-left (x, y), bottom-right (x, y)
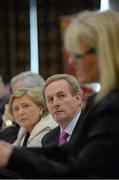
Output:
top-left (72, 48), bottom-right (96, 61)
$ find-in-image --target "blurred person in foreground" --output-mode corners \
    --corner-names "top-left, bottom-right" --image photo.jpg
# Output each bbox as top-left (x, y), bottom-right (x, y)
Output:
top-left (41, 74), bottom-right (82, 147)
top-left (9, 87), bottom-right (57, 147)
top-left (0, 9), bottom-right (119, 178)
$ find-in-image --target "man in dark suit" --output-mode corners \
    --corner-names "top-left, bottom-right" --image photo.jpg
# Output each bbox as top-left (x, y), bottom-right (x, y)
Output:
top-left (42, 74), bottom-right (82, 147)
top-left (0, 9), bottom-right (119, 179)
top-left (41, 74), bottom-right (82, 147)
top-left (41, 117), bottom-right (80, 147)
top-left (41, 126), bottom-right (61, 147)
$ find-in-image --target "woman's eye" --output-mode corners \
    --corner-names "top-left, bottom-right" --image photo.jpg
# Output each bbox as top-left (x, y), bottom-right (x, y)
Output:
top-left (13, 107), bottom-right (19, 112)
top-left (23, 104), bottom-right (29, 108)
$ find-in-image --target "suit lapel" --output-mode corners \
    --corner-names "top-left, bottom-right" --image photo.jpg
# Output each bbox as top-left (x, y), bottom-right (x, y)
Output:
top-left (54, 126), bottom-right (60, 145)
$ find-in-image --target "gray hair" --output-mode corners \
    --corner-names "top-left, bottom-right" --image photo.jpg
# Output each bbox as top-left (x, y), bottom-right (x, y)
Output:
top-left (10, 71), bottom-right (45, 90)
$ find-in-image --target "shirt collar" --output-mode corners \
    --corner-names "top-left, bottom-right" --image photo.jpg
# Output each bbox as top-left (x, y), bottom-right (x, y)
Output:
top-left (60, 111), bottom-right (81, 136)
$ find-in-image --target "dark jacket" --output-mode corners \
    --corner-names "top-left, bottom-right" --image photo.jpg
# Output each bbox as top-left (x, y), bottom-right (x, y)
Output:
top-left (41, 126), bottom-right (60, 147)
top-left (5, 88), bottom-right (119, 178)
top-left (41, 116), bottom-right (81, 147)
top-left (0, 92), bottom-right (10, 128)
top-left (0, 124), bottom-right (20, 143)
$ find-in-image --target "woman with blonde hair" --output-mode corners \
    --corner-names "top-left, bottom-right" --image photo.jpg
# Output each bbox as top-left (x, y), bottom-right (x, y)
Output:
top-left (8, 87), bottom-right (57, 147)
top-left (64, 10), bottom-right (119, 101)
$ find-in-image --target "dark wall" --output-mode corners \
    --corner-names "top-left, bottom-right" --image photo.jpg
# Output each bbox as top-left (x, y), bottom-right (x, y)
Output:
top-left (0, 0), bottom-right (100, 79)
top-left (0, 0), bottom-right (30, 79)
top-left (38, 0), bottom-right (100, 79)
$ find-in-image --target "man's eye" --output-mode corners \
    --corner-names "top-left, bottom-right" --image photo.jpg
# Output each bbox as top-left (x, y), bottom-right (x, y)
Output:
top-left (47, 98), bottom-right (53, 103)
top-left (59, 94), bottom-right (65, 98)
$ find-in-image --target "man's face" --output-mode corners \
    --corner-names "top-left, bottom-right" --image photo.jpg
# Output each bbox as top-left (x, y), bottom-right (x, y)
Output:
top-left (45, 79), bottom-right (81, 128)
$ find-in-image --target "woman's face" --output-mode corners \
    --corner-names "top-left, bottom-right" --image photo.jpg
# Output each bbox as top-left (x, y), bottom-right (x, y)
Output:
top-left (68, 40), bottom-right (99, 84)
top-left (12, 95), bottom-right (43, 133)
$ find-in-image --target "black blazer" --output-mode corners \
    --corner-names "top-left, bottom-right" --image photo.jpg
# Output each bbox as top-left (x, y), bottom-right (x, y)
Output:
top-left (41, 126), bottom-right (60, 147)
top-left (0, 124), bottom-right (20, 143)
top-left (6, 88), bottom-right (119, 179)
top-left (41, 116), bottom-right (81, 147)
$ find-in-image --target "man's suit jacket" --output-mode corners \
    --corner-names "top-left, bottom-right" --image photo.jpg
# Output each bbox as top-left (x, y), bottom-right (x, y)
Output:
top-left (5, 87), bottom-right (119, 179)
top-left (41, 126), bottom-right (60, 147)
top-left (0, 124), bottom-right (20, 143)
top-left (41, 117), bottom-right (81, 147)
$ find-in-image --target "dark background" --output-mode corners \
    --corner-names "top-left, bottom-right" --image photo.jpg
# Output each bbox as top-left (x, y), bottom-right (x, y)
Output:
top-left (0, 0), bottom-right (101, 80)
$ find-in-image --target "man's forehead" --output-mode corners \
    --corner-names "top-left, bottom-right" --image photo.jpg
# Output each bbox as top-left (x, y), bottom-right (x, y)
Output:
top-left (47, 79), bottom-right (69, 87)
top-left (45, 80), bottom-right (71, 96)
top-left (46, 79), bottom-right (70, 89)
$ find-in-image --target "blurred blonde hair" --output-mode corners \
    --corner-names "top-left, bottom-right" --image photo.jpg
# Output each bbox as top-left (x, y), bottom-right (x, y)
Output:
top-left (9, 87), bottom-right (48, 118)
top-left (64, 10), bottom-right (119, 101)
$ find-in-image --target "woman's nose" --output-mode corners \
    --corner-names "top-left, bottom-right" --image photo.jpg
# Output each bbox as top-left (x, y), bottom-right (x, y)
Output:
top-left (68, 55), bottom-right (74, 65)
top-left (18, 107), bottom-right (25, 114)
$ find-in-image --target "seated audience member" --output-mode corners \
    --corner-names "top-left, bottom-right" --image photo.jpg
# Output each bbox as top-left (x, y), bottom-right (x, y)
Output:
top-left (8, 87), bottom-right (57, 147)
top-left (0, 9), bottom-right (119, 179)
top-left (0, 71), bottom-right (11, 128)
top-left (0, 71), bottom-right (45, 143)
top-left (2, 71), bottom-right (45, 127)
top-left (41, 74), bottom-right (82, 147)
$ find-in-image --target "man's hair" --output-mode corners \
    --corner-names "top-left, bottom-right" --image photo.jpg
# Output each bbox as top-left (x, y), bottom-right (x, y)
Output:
top-left (10, 71), bottom-right (45, 89)
top-left (43, 73), bottom-right (82, 97)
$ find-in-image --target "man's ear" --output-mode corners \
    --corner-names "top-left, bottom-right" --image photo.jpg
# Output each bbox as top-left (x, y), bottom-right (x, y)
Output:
top-left (76, 92), bottom-right (82, 105)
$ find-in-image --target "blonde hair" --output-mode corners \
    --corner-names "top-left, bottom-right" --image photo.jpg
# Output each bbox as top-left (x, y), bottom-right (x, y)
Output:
top-left (9, 87), bottom-right (48, 118)
top-left (64, 10), bottom-right (119, 101)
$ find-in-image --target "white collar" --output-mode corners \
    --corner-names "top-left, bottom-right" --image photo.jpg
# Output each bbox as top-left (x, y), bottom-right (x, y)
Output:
top-left (60, 111), bottom-right (81, 136)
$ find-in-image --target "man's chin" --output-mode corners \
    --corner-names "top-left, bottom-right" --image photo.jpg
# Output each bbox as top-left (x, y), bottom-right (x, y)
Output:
top-left (54, 116), bottom-right (62, 123)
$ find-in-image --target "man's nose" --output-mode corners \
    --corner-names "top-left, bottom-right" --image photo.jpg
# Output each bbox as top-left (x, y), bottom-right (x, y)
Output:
top-left (52, 97), bottom-right (60, 106)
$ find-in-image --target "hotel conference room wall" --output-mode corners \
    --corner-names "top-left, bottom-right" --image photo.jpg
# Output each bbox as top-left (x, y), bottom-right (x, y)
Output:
top-left (0, 0), bottom-right (100, 79)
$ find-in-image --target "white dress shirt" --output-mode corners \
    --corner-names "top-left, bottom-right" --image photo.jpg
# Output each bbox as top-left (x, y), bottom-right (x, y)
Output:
top-left (60, 111), bottom-right (81, 142)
